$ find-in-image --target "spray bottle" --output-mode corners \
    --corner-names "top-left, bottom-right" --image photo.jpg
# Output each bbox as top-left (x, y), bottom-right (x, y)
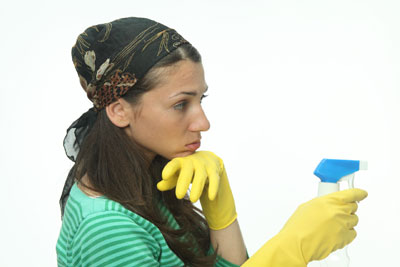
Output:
top-left (313, 159), bottom-right (368, 267)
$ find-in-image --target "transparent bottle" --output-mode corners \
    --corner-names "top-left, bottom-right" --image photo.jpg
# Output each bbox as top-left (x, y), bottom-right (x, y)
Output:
top-left (312, 159), bottom-right (367, 267)
top-left (319, 247), bottom-right (349, 267)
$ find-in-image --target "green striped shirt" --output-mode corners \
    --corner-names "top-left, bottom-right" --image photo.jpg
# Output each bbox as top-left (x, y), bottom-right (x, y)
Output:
top-left (56, 183), bottom-right (239, 267)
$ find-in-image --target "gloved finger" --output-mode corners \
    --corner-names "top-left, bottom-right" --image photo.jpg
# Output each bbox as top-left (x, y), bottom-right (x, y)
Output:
top-left (344, 228), bottom-right (357, 246)
top-left (334, 188), bottom-right (368, 203)
top-left (346, 214), bottom-right (359, 229)
top-left (175, 160), bottom-right (194, 199)
top-left (206, 168), bottom-right (220, 201)
top-left (190, 166), bottom-right (207, 203)
top-left (162, 158), bottom-right (183, 180)
top-left (335, 229), bottom-right (356, 252)
top-left (344, 202), bottom-right (358, 214)
top-left (157, 178), bottom-right (178, 191)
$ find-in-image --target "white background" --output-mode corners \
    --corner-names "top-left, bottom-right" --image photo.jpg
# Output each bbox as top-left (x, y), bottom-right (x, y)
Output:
top-left (1, 0), bottom-right (399, 266)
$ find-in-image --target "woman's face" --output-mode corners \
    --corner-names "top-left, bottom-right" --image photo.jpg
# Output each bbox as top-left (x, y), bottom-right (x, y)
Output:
top-left (125, 60), bottom-right (210, 160)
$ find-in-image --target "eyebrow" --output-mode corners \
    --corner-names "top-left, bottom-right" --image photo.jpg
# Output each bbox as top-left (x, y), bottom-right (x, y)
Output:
top-left (169, 86), bottom-right (208, 98)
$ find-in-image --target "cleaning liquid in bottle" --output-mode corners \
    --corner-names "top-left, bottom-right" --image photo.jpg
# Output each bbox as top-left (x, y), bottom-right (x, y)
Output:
top-left (313, 159), bottom-right (367, 267)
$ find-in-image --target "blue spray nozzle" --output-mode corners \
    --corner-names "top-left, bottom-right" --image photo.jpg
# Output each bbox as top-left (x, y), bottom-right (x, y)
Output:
top-left (314, 159), bottom-right (362, 183)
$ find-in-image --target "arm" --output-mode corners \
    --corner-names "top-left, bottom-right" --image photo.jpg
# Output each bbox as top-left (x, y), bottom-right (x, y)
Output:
top-left (158, 151), bottom-right (246, 265)
top-left (210, 219), bottom-right (248, 265)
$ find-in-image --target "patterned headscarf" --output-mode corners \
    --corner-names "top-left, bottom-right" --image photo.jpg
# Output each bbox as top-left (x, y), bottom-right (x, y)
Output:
top-left (72, 17), bottom-right (188, 110)
top-left (60, 17), bottom-right (190, 216)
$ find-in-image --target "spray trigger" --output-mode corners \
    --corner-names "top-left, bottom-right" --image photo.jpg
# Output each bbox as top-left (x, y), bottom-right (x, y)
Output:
top-left (338, 173), bottom-right (355, 189)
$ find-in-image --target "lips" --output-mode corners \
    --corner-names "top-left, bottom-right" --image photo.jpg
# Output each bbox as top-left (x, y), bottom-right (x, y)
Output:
top-left (185, 141), bottom-right (201, 151)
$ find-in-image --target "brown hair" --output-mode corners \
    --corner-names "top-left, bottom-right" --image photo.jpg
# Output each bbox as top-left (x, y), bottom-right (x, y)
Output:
top-left (74, 44), bottom-right (217, 266)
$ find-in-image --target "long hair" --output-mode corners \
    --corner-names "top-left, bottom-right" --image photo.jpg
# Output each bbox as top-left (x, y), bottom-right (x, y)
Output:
top-left (74, 44), bottom-right (217, 266)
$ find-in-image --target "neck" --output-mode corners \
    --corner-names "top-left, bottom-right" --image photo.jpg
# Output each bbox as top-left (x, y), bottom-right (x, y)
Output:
top-left (78, 174), bottom-right (102, 197)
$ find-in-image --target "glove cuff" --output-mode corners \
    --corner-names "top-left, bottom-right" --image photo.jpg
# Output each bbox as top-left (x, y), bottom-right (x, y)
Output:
top-left (242, 233), bottom-right (307, 267)
top-left (208, 213), bottom-right (238, 231)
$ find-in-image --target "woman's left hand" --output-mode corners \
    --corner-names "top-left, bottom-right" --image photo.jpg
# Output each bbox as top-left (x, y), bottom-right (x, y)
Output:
top-left (157, 151), bottom-right (237, 230)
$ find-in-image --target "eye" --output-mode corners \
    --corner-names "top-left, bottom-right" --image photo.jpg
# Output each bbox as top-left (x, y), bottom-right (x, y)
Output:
top-left (174, 94), bottom-right (208, 111)
top-left (174, 101), bottom-right (187, 110)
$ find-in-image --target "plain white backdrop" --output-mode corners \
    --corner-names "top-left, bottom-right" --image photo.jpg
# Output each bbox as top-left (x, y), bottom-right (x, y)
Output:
top-left (1, 0), bottom-right (399, 266)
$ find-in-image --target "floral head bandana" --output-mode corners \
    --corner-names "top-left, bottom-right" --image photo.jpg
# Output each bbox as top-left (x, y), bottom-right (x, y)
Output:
top-left (72, 17), bottom-right (188, 110)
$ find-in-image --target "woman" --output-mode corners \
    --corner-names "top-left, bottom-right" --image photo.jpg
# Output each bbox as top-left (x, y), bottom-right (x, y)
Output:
top-left (57, 17), bottom-right (367, 266)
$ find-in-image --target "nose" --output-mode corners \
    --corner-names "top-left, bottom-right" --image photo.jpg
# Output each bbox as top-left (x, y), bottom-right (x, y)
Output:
top-left (188, 106), bottom-right (210, 132)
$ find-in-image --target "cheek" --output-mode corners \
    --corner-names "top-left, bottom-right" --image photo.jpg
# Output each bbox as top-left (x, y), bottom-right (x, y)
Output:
top-left (155, 118), bottom-right (182, 141)
top-left (135, 114), bottom-right (180, 143)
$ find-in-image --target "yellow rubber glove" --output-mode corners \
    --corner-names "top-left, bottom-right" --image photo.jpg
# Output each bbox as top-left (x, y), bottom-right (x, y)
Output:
top-left (157, 151), bottom-right (237, 230)
top-left (242, 188), bottom-right (368, 266)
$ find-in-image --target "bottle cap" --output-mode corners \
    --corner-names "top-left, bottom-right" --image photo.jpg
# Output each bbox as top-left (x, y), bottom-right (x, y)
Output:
top-left (314, 159), bottom-right (361, 183)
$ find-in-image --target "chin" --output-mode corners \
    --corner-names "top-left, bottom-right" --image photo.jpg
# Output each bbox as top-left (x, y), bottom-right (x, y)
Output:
top-left (172, 151), bottom-right (195, 158)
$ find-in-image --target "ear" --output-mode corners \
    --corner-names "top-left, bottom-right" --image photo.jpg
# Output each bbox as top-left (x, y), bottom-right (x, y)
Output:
top-left (105, 99), bottom-right (131, 128)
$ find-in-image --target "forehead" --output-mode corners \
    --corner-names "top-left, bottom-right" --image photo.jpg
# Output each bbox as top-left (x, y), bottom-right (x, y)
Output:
top-left (150, 60), bottom-right (207, 96)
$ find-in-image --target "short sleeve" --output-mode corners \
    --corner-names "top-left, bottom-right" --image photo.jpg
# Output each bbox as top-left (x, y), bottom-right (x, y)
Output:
top-left (208, 245), bottom-right (243, 267)
top-left (72, 211), bottom-right (162, 267)
top-left (215, 256), bottom-right (242, 267)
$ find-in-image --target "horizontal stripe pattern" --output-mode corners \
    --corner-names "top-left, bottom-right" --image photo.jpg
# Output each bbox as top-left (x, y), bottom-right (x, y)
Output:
top-left (56, 183), bottom-right (239, 266)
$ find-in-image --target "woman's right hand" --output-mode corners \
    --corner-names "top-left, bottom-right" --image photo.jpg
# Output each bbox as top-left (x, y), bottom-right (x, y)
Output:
top-left (242, 188), bottom-right (368, 266)
top-left (280, 188), bottom-right (368, 262)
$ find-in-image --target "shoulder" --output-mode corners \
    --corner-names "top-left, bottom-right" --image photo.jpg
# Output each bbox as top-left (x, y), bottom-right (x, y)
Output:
top-left (75, 210), bottom-right (161, 259)
top-left (59, 210), bottom-right (172, 266)
top-left (58, 183), bottom-right (184, 266)
top-left (63, 183), bottom-right (162, 240)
